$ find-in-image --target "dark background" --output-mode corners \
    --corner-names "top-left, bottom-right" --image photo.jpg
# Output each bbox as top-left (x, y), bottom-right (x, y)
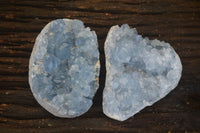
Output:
top-left (0, 0), bottom-right (200, 133)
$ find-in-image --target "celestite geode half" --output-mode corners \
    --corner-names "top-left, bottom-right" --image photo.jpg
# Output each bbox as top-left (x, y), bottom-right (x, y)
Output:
top-left (29, 19), bottom-right (100, 118)
top-left (103, 24), bottom-right (182, 121)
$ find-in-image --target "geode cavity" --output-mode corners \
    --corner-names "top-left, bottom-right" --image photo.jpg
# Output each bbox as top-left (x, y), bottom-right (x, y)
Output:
top-left (29, 19), bottom-right (100, 118)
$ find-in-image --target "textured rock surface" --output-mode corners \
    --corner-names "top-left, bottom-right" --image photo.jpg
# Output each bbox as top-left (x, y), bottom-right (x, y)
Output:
top-left (103, 24), bottom-right (182, 121)
top-left (29, 19), bottom-right (100, 118)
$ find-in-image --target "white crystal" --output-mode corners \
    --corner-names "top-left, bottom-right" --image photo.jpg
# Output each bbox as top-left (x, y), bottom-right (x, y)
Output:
top-left (103, 24), bottom-right (182, 121)
top-left (29, 19), bottom-right (100, 118)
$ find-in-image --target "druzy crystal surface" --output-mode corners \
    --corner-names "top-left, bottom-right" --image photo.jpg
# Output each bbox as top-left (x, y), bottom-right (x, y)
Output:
top-left (103, 24), bottom-right (182, 121)
top-left (29, 19), bottom-right (100, 118)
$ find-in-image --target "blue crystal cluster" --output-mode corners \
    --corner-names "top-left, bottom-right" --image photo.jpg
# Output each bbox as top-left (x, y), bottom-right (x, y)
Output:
top-left (103, 24), bottom-right (182, 121)
top-left (29, 19), bottom-right (100, 117)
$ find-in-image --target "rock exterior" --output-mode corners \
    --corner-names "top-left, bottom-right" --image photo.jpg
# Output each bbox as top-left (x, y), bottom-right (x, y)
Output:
top-left (103, 24), bottom-right (182, 121)
top-left (29, 19), bottom-right (100, 118)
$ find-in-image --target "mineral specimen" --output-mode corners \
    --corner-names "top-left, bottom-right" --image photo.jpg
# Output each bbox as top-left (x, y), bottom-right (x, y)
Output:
top-left (103, 24), bottom-right (182, 121)
top-left (29, 19), bottom-right (100, 118)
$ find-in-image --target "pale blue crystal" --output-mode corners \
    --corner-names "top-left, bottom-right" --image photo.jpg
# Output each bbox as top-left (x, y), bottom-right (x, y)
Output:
top-left (103, 24), bottom-right (182, 121)
top-left (29, 19), bottom-right (100, 118)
